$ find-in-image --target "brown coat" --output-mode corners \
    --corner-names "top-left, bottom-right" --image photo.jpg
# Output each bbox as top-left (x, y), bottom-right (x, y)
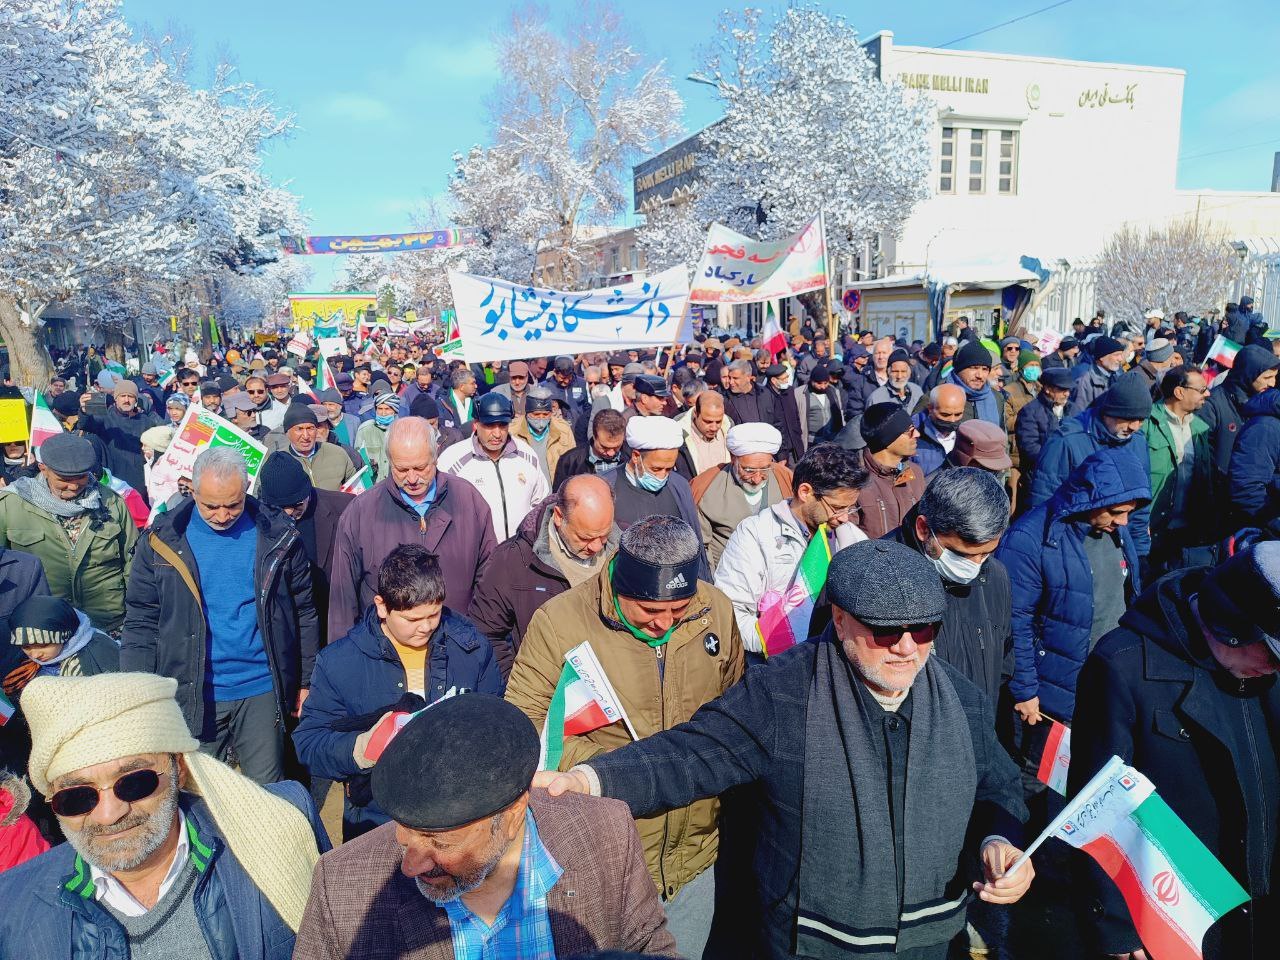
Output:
top-left (511, 415), bottom-right (576, 483)
top-left (690, 462), bottom-right (793, 570)
top-left (1003, 377), bottom-right (1039, 470)
top-left (293, 790), bottom-right (677, 960)
top-left (506, 565), bottom-right (744, 899)
top-left (854, 448), bottom-right (926, 539)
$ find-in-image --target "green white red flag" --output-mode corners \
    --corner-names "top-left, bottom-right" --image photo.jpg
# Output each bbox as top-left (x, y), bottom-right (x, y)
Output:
top-left (539, 641), bottom-right (636, 771)
top-left (100, 470), bottom-right (149, 529)
top-left (1035, 718), bottom-right (1071, 795)
top-left (1207, 334), bottom-right (1240, 368)
top-left (314, 353), bottom-right (337, 392)
top-left (755, 523), bottom-right (831, 657)
top-left (761, 301), bottom-right (787, 357)
top-left (29, 391), bottom-right (61, 451)
top-left (341, 464), bottom-right (373, 495)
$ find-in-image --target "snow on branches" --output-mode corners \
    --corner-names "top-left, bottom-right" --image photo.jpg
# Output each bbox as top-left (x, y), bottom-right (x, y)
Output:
top-left (1097, 220), bottom-right (1238, 326)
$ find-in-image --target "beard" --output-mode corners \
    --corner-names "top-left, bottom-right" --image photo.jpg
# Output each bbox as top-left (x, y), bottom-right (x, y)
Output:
top-left (62, 758), bottom-right (180, 873)
top-left (413, 817), bottom-right (508, 905)
top-left (843, 640), bottom-right (923, 694)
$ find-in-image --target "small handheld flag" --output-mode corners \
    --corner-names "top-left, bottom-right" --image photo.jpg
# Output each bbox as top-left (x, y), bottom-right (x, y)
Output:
top-left (755, 523), bottom-right (831, 657)
top-left (100, 470), bottom-right (149, 529)
top-left (29, 391), bottom-right (61, 452)
top-left (1207, 335), bottom-right (1240, 369)
top-left (1035, 719), bottom-right (1072, 796)
top-left (761, 301), bottom-right (788, 357)
top-left (539, 641), bottom-right (636, 771)
top-left (341, 464), bottom-right (373, 495)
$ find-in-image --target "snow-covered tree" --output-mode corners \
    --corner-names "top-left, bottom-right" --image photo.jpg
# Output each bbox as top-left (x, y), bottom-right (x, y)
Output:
top-left (0, 0), bottom-right (302, 384)
top-left (640, 5), bottom-right (932, 272)
top-left (1097, 220), bottom-right (1238, 327)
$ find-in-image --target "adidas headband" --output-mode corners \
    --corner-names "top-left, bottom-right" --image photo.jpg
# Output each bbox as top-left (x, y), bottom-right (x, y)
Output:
top-left (611, 545), bottom-right (700, 602)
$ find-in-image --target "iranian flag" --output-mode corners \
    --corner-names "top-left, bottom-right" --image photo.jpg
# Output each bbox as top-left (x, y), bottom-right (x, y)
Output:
top-left (314, 352), bottom-right (338, 392)
top-left (755, 523), bottom-right (832, 658)
top-left (341, 464), bottom-right (373, 495)
top-left (100, 470), bottom-right (149, 529)
top-left (0, 689), bottom-right (14, 726)
top-left (29, 391), bottom-right (61, 451)
top-left (441, 309), bottom-right (463, 356)
top-left (1207, 334), bottom-right (1241, 368)
top-left (158, 369), bottom-right (176, 389)
top-left (761, 301), bottom-right (787, 357)
top-left (1035, 718), bottom-right (1072, 796)
top-left (539, 641), bottom-right (636, 771)
top-left (1015, 757), bottom-right (1247, 960)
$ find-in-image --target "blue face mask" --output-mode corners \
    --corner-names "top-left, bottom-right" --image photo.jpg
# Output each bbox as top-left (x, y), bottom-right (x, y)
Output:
top-left (1023, 366), bottom-right (1042, 383)
top-left (375, 413), bottom-right (395, 427)
top-left (637, 469), bottom-right (668, 493)
top-left (527, 417), bottom-right (550, 439)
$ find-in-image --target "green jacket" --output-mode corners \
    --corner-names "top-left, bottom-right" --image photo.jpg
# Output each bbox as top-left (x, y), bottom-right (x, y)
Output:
top-left (0, 487), bottom-right (138, 633)
top-left (1145, 403), bottom-right (1211, 533)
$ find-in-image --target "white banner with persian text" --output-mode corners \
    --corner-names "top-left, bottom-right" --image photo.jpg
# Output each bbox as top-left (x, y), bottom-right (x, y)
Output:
top-left (690, 212), bottom-right (828, 305)
top-left (447, 266), bottom-right (691, 363)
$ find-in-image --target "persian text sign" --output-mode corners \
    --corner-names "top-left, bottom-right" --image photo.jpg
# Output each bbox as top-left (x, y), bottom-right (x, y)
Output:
top-left (281, 228), bottom-right (481, 255)
top-left (690, 213), bottom-right (828, 304)
top-left (288, 292), bottom-right (377, 329)
top-left (447, 267), bottom-right (690, 363)
top-left (155, 407), bottom-right (268, 495)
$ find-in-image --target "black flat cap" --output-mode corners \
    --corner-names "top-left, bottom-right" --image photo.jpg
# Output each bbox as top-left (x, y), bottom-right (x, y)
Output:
top-left (828, 540), bottom-right (947, 627)
top-left (39, 432), bottom-right (98, 476)
top-left (372, 694), bottom-right (540, 831)
top-left (634, 374), bottom-right (671, 398)
top-left (764, 363), bottom-right (786, 378)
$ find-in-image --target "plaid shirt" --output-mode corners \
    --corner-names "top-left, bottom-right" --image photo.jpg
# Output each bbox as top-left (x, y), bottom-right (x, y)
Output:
top-left (442, 810), bottom-right (563, 960)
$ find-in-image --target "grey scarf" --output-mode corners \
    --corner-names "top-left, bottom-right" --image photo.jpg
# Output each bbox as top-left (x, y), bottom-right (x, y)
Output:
top-left (6, 474), bottom-right (103, 519)
top-left (798, 641), bottom-right (976, 958)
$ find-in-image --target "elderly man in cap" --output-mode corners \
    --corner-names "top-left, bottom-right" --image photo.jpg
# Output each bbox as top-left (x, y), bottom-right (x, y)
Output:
top-left (0, 433), bottom-right (138, 634)
top-left (123, 447), bottom-right (318, 784)
top-left (855, 402), bottom-right (928, 539)
top-left (223, 391), bottom-right (270, 442)
top-left (794, 358), bottom-right (847, 446)
top-left (764, 361), bottom-right (804, 464)
top-left (545, 355), bottom-right (591, 424)
top-left (294, 694), bottom-right (676, 959)
top-left (437, 392), bottom-right (550, 542)
top-left (692, 422), bottom-right (792, 571)
top-left (491, 359), bottom-right (531, 417)
top-left (469, 474), bottom-right (618, 678)
top-left (542, 538), bottom-right (1031, 959)
top-left (259, 372), bottom-right (292, 431)
top-left (1129, 337), bottom-right (1177, 395)
top-left (1069, 335), bottom-right (1127, 410)
top-left (675, 388), bottom-right (733, 480)
top-left (271, 404), bottom-right (359, 492)
top-left (608, 415), bottom-right (709, 579)
top-left (1070, 542), bottom-right (1280, 959)
top-left (511, 385), bottom-right (575, 483)
top-left (946, 419), bottom-right (1014, 476)
top-left (77, 376), bottom-right (164, 501)
top-left (0, 673), bottom-right (329, 959)
top-left (355, 391), bottom-right (401, 481)
top-left (507, 516), bottom-right (742, 957)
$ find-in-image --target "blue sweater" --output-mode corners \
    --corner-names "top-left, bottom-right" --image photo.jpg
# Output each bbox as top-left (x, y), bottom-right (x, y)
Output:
top-left (187, 510), bottom-right (272, 701)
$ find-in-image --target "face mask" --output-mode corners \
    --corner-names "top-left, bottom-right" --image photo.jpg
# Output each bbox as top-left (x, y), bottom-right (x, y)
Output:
top-left (930, 415), bottom-right (957, 436)
top-left (527, 417), bottom-right (550, 439)
top-left (1023, 366), bottom-right (1041, 383)
top-left (636, 467), bottom-right (668, 493)
top-left (374, 413), bottom-right (395, 428)
top-left (931, 533), bottom-right (983, 584)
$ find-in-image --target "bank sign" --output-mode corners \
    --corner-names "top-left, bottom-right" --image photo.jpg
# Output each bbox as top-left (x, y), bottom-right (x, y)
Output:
top-left (633, 132), bottom-right (703, 212)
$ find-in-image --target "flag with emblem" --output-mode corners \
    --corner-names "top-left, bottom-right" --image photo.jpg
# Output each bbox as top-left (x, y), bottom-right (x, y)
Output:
top-left (0, 689), bottom-right (14, 726)
top-left (1035, 718), bottom-right (1072, 795)
top-left (755, 523), bottom-right (831, 658)
top-left (1052, 756), bottom-right (1247, 960)
top-left (539, 641), bottom-right (637, 771)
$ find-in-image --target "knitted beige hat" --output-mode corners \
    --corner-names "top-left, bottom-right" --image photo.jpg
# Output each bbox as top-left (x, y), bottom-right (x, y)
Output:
top-left (22, 673), bottom-right (318, 931)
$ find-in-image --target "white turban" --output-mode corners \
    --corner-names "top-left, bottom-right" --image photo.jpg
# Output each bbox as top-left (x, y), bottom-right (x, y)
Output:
top-left (727, 422), bottom-right (782, 457)
top-left (625, 414), bottom-right (683, 451)
top-left (22, 673), bottom-right (319, 932)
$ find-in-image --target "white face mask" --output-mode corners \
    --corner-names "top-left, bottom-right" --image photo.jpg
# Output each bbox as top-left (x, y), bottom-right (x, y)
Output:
top-left (930, 533), bottom-right (983, 584)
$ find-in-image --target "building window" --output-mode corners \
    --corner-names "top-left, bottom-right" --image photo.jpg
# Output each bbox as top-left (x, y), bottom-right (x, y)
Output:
top-left (938, 127), bottom-right (955, 194)
top-left (629, 245), bottom-right (639, 270)
top-left (968, 128), bottom-right (985, 194)
top-left (610, 247), bottom-right (621, 274)
top-left (998, 130), bottom-right (1019, 195)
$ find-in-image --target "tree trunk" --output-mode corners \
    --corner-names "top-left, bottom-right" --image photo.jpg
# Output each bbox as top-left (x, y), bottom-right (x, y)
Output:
top-left (103, 329), bottom-right (126, 362)
top-left (0, 293), bottom-right (55, 387)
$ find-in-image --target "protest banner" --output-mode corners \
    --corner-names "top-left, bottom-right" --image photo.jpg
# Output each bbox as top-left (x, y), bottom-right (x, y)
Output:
top-left (286, 331), bottom-right (311, 357)
top-left (0, 398), bottom-right (29, 444)
top-left (690, 212), bottom-right (828, 304)
top-left (280, 228), bottom-right (481, 255)
top-left (448, 266), bottom-right (690, 363)
top-left (155, 406), bottom-right (268, 495)
top-left (288, 292), bottom-right (377, 329)
top-left (316, 336), bottom-right (348, 359)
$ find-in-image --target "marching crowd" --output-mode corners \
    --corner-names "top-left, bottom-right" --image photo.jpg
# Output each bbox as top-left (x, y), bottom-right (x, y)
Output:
top-left (0, 297), bottom-right (1278, 959)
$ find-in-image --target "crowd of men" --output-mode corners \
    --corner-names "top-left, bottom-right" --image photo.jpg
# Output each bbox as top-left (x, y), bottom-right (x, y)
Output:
top-left (0, 296), bottom-right (1277, 960)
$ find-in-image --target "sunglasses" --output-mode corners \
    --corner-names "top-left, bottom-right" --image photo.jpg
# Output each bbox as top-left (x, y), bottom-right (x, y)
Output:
top-left (51, 768), bottom-right (167, 817)
top-left (246, 388), bottom-right (266, 396)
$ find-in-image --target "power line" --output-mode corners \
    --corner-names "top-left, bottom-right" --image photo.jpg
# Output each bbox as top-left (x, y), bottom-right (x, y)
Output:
top-left (932, 0), bottom-right (1076, 50)
top-left (1179, 136), bottom-right (1280, 162)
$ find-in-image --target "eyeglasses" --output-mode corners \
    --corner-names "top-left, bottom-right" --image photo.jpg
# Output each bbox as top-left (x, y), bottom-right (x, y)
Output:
top-left (246, 389), bottom-right (266, 396)
top-left (819, 495), bottom-right (856, 522)
top-left (737, 465), bottom-right (771, 478)
top-left (51, 768), bottom-right (167, 817)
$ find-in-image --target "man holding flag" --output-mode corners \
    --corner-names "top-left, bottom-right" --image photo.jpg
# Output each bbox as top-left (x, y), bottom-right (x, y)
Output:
top-left (1070, 542), bottom-right (1280, 958)
top-left (506, 515), bottom-right (742, 959)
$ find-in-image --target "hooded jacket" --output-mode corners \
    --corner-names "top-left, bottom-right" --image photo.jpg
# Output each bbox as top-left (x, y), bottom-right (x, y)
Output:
top-left (997, 445), bottom-right (1149, 721)
top-left (1228, 388), bottom-right (1280, 528)
top-left (1029, 407), bottom-right (1152, 557)
top-left (1070, 569), bottom-right (1280, 958)
top-left (121, 498), bottom-right (318, 738)
top-left (1199, 344), bottom-right (1280, 495)
top-left (292, 604), bottom-right (502, 833)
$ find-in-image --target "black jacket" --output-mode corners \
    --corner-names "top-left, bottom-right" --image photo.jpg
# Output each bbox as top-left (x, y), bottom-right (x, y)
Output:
top-left (722, 385), bottom-right (776, 429)
top-left (1198, 344), bottom-right (1280, 497)
top-left (296, 488), bottom-right (353, 647)
top-left (1015, 392), bottom-right (1077, 473)
top-left (551, 442), bottom-right (626, 490)
top-left (768, 383), bottom-right (804, 466)
top-left (885, 503), bottom-right (1013, 711)
top-left (121, 498), bottom-right (319, 738)
top-left (79, 406), bottom-right (164, 500)
top-left (1071, 568), bottom-right (1280, 958)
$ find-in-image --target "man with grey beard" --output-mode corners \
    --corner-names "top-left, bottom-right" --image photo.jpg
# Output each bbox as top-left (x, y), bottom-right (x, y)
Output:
top-left (0, 672), bottom-right (329, 960)
top-left (294, 694), bottom-right (675, 959)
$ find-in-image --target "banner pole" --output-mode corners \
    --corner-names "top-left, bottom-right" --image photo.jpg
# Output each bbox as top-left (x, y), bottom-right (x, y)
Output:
top-left (820, 211), bottom-right (837, 344)
top-left (663, 299), bottom-right (690, 378)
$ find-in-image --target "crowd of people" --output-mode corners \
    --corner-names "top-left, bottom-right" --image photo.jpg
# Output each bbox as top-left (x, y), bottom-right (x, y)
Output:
top-left (0, 296), bottom-right (1277, 959)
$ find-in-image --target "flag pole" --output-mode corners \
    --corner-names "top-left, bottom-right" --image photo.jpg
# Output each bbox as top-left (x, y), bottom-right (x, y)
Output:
top-left (663, 298), bottom-right (691, 378)
top-left (1006, 754), bottom-right (1126, 878)
top-left (820, 211), bottom-right (837, 344)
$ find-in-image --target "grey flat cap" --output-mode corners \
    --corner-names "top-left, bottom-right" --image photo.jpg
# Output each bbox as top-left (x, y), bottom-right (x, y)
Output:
top-left (827, 540), bottom-right (946, 627)
top-left (39, 433), bottom-right (98, 477)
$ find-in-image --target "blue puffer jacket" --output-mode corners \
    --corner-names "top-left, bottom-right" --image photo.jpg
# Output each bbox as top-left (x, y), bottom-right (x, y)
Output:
top-left (1227, 389), bottom-right (1280, 526)
top-left (1029, 407), bottom-right (1151, 557)
top-left (997, 445), bottom-right (1149, 721)
top-left (293, 604), bottom-right (503, 832)
top-left (0, 782), bottom-right (328, 960)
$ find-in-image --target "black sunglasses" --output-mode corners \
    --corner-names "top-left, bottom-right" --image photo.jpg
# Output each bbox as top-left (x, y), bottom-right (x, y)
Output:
top-left (51, 768), bottom-right (166, 817)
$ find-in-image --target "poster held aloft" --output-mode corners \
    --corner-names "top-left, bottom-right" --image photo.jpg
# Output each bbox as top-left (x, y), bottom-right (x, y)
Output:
top-left (153, 405), bottom-right (268, 497)
top-left (690, 212), bottom-right (829, 305)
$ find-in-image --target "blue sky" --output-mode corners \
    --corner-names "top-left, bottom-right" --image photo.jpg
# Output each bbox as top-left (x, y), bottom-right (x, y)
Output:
top-left (120, 0), bottom-right (1280, 290)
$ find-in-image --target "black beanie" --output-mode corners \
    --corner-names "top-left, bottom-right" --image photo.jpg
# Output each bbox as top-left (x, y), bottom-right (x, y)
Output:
top-left (257, 451), bottom-right (314, 507)
top-left (1091, 336), bottom-right (1125, 360)
top-left (1099, 373), bottom-right (1153, 420)
top-left (953, 341), bottom-right (993, 373)
top-left (1197, 541), bottom-right (1280, 653)
top-left (282, 404), bottom-right (319, 432)
top-left (860, 402), bottom-right (913, 453)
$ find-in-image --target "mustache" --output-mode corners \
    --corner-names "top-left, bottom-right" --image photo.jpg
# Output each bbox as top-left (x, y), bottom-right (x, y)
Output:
top-left (81, 810), bottom-right (150, 839)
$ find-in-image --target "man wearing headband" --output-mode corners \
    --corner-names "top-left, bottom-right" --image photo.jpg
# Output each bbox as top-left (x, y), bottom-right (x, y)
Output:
top-left (541, 539), bottom-right (1031, 959)
top-left (692, 422), bottom-right (792, 571)
top-left (0, 673), bottom-right (329, 959)
top-left (507, 515), bottom-right (743, 957)
top-left (1070, 542), bottom-right (1280, 958)
top-left (294, 694), bottom-right (675, 959)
